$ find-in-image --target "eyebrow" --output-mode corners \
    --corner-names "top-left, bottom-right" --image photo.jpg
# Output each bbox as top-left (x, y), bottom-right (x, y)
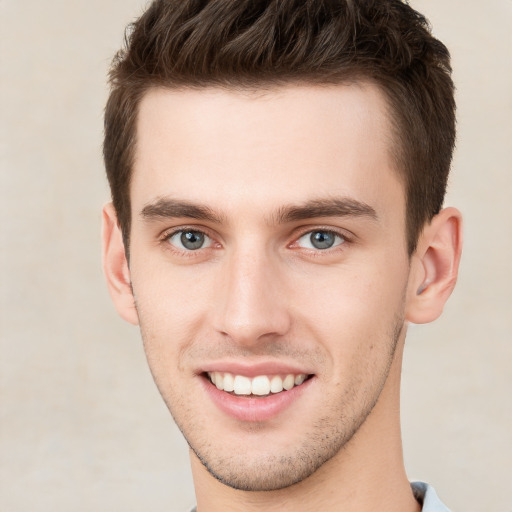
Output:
top-left (273, 197), bottom-right (378, 224)
top-left (141, 198), bottom-right (225, 224)
top-left (140, 196), bottom-right (378, 225)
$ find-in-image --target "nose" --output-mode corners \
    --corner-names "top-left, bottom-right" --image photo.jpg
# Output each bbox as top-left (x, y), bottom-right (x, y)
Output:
top-left (212, 247), bottom-right (292, 347)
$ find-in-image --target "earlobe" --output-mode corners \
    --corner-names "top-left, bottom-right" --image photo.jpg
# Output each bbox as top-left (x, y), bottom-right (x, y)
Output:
top-left (406, 207), bottom-right (463, 324)
top-left (102, 203), bottom-right (139, 325)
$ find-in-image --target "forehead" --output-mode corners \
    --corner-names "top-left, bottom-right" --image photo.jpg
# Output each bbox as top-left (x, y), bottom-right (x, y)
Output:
top-left (131, 83), bottom-right (404, 223)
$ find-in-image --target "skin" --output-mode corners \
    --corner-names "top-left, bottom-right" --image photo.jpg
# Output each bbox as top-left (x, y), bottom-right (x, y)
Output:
top-left (103, 84), bottom-right (462, 512)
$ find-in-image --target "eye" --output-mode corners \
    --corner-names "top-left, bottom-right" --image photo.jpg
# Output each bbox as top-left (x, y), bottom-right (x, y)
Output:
top-left (296, 230), bottom-right (345, 250)
top-left (167, 230), bottom-right (212, 251)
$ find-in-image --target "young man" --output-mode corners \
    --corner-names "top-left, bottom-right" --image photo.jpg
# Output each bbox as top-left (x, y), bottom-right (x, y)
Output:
top-left (102, 1), bottom-right (462, 510)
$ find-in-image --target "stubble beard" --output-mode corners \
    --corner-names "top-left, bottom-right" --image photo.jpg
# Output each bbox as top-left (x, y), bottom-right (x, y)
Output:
top-left (189, 412), bottom-right (365, 492)
top-left (139, 310), bottom-right (405, 493)
top-left (192, 320), bottom-right (403, 492)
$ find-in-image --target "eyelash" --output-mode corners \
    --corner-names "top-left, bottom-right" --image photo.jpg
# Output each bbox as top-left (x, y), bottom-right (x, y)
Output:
top-left (159, 226), bottom-right (353, 256)
top-left (292, 228), bottom-right (348, 250)
top-left (159, 226), bottom-right (218, 256)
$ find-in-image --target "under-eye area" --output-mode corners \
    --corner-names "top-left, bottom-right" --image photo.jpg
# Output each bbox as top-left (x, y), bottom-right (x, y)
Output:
top-left (205, 372), bottom-right (314, 397)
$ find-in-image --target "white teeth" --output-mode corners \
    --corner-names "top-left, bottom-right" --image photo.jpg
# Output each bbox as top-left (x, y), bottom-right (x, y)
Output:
top-left (208, 372), bottom-right (308, 396)
top-left (283, 374), bottom-right (295, 390)
top-left (251, 375), bottom-right (270, 396)
top-left (295, 374), bottom-right (306, 385)
top-left (214, 372), bottom-right (224, 390)
top-left (270, 375), bottom-right (284, 393)
top-left (233, 375), bottom-right (252, 395)
top-left (223, 372), bottom-right (234, 392)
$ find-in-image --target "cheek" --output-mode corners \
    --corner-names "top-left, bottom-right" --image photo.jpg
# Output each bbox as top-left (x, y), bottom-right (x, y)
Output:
top-left (290, 254), bottom-right (409, 353)
top-left (129, 256), bottom-right (217, 371)
top-left (132, 249), bottom-right (212, 315)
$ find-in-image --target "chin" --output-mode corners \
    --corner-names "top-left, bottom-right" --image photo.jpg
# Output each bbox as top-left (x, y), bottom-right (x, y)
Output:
top-left (184, 412), bottom-right (362, 493)
top-left (196, 450), bottom-right (327, 492)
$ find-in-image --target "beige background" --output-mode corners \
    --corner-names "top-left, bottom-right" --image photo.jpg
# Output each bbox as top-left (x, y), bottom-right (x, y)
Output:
top-left (1, 1), bottom-right (511, 511)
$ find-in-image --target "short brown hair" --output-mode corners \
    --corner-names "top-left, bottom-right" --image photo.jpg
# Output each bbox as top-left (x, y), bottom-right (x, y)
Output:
top-left (104, 0), bottom-right (455, 255)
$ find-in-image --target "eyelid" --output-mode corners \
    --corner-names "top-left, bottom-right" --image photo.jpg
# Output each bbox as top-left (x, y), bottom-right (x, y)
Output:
top-left (159, 225), bottom-right (220, 252)
top-left (157, 224), bottom-right (354, 254)
top-left (290, 225), bottom-right (354, 246)
top-left (296, 231), bottom-right (344, 250)
top-left (170, 230), bottom-right (212, 250)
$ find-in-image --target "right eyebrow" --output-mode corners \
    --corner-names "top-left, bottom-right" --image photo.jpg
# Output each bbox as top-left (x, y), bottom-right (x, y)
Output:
top-left (140, 197), bottom-right (225, 224)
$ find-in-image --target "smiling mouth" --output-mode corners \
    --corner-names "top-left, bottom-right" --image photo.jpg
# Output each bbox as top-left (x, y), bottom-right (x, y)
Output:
top-left (206, 372), bottom-right (313, 397)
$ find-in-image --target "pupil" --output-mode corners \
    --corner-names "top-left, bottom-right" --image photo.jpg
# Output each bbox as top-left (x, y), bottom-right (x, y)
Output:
top-left (310, 231), bottom-right (334, 249)
top-left (181, 231), bottom-right (204, 250)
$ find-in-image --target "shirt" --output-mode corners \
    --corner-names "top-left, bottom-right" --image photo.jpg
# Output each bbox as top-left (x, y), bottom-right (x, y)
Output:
top-left (189, 481), bottom-right (451, 511)
top-left (411, 481), bottom-right (451, 511)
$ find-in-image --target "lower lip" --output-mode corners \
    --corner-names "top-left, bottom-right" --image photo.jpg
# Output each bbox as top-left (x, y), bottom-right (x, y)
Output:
top-left (201, 375), bottom-right (314, 422)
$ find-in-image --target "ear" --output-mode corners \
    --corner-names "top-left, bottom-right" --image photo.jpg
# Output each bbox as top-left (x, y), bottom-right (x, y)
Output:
top-left (102, 203), bottom-right (139, 325)
top-left (405, 207), bottom-right (463, 324)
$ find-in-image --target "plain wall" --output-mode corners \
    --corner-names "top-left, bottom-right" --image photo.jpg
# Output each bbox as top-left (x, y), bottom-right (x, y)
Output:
top-left (1, 1), bottom-right (511, 510)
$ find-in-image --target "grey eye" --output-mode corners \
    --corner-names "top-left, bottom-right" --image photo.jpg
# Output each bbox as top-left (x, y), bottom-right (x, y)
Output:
top-left (297, 230), bottom-right (344, 250)
top-left (169, 230), bottom-right (211, 250)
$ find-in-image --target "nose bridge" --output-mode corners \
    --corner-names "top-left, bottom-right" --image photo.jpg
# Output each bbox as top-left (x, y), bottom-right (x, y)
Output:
top-left (214, 242), bottom-right (290, 345)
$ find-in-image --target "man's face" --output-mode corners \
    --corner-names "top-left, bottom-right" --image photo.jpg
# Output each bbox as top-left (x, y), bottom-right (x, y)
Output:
top-left (127, 84), bottom-right (411, 491)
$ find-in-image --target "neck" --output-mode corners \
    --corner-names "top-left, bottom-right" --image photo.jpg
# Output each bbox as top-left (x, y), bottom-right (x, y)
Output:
top-left (191, 339), bottom-right (420, 512)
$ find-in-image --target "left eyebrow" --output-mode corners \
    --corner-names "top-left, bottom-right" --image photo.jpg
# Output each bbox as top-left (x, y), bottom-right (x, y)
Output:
top-left (272, 197), bottom-right (378, 224)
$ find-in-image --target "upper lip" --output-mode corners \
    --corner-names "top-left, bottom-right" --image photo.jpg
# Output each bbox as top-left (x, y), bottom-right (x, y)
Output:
top-left (198, 360), bottom-right (314, 378)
